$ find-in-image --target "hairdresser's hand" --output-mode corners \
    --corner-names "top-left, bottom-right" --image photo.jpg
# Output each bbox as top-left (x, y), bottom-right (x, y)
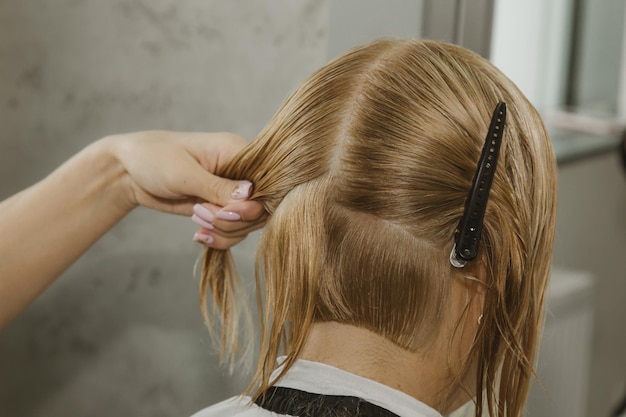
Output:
top-left (0, 130), bottom-right (265, 328)
top-left (106, 131), bottom-right (267, 248)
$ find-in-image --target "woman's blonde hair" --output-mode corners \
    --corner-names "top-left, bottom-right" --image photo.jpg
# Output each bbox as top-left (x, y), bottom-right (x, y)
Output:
top-left (201, 39), bottom-right (556, 417)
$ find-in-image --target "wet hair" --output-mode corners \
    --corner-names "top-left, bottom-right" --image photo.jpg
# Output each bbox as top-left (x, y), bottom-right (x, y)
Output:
top-left (200, 39), bottom-right (557, 417)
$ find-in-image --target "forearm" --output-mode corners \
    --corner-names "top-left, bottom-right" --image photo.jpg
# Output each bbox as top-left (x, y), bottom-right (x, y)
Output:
top-left (0, 139), bottom-right (134, 327)
top-left (0, 130), bottom-right (264, 328)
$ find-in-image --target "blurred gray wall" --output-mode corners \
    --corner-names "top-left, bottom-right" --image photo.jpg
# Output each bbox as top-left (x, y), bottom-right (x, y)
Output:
top-left (327, 0), bottom-right (423, 59)
top-left (0, 1), bottom-right (328, 416)
top-left (573, 0), bottom-right (626, 110)
top-left (552, 152), bottom-right (626, 417)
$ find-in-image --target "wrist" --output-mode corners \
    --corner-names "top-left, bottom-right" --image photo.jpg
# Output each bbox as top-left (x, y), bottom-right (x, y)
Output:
top-left (90, 135), bottom-right (138, 214)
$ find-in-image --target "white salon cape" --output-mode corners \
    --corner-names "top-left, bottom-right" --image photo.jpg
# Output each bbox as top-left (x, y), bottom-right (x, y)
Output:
top-left (191, 358), bottom-right (442, 417)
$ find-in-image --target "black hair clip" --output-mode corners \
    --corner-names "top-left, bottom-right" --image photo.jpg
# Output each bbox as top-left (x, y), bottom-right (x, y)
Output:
top-left (450, 102), bottom-right (506, 268)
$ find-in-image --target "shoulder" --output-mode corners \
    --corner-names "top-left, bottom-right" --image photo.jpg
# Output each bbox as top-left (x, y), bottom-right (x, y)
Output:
top-left (190, 396), bottom-right (291, 417)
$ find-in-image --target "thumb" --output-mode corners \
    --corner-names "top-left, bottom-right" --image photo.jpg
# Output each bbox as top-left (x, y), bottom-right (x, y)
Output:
top-left (191, 167), bottom-right (253, 206)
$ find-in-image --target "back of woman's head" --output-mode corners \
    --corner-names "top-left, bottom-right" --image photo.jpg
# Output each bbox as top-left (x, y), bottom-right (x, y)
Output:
top-left (201, 39), bottom-right (556, 417)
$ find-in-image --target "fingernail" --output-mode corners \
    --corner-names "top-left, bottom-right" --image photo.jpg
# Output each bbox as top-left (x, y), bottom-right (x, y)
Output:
top-left (193, 232), bottom-right (214, 244)
top-left (193, 203), bottom-right (214, 222)
top-left (191, 214), bottom-right (214, 230)
top-left (231, 181), bottom-right (253, 200)
top-left (216, 210), bottom-right (241, 221)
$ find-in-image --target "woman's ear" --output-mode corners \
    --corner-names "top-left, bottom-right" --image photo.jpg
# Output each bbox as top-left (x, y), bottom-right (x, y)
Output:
top-left (451, 252), bottom-right (488, 321)
top-left (454, 254), bottom-right (487, 282)
top-left (468, 254), bottom-right (488, 311)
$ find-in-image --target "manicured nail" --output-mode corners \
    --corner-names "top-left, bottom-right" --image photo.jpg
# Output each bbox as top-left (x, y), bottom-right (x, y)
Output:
top-left (231, 181), bottom-right (253, 200)
top-left (193, 232), bottom-right (214, 244)
top-left (216, 210), bottom-right (241, 221)
top-left (193, 203), bottom-right (214, 222)
top-left (191, 214), bottom-right (214, 230)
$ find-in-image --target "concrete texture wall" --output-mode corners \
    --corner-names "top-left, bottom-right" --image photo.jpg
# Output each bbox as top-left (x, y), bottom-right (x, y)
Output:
top-left (0, 1), bottom-right (328, 416)
top-left (327, 0), bottom-right (423, 60)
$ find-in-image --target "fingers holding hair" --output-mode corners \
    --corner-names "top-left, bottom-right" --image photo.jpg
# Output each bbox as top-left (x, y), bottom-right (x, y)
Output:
top-left (192, 200), bottom-right (268, 249)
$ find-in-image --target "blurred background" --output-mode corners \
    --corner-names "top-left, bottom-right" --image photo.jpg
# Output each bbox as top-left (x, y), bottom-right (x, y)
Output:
top-left (0, 1), bottom-right (625, 416)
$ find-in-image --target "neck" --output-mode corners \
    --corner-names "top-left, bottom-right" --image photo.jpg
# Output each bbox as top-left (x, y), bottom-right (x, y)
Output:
top-left (299, 321), bottom-right (472, 414)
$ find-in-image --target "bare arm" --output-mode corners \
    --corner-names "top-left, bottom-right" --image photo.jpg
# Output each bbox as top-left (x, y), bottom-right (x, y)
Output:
top-left (0, 131), bottom-right (265, 328)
